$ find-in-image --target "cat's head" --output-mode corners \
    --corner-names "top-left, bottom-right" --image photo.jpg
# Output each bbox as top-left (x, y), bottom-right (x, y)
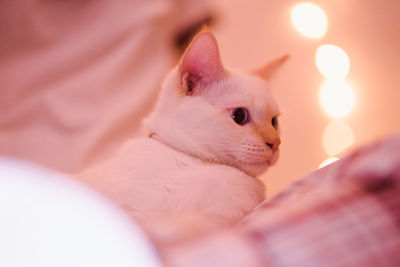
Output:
top-left (146, 31), bottom-right (287, 177)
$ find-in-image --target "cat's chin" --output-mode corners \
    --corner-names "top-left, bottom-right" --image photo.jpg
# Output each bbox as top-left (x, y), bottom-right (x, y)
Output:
top-left (267, 150), bottom-right (280, 166)
top-left (235, 151), bottom-right (279, 177)
top-left (234, 161), bottom-right (270, 177)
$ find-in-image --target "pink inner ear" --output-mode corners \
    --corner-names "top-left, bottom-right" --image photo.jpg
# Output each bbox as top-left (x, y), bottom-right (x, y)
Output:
top-left (179, 32), bottom-right (225, 86)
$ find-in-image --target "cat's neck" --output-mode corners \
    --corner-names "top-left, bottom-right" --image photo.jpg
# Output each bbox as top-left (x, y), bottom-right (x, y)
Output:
top-left (148, 132), bottom-right (220, 166)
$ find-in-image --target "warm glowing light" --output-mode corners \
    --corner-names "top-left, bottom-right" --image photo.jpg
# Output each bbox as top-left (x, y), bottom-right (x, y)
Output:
top-left (319, 80), bottom-right (355, 118)
top-left (322, 120), bottom-right (354, 156)
top-left (316, 44), bottom-right (350, 79)
top-left (291, 3), bottom-right (328, 38)
top-left (318, 157), bottom-right (339, 168)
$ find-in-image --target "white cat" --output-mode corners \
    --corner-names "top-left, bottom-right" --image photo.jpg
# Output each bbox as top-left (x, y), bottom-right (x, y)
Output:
top-left (78, 31), bottom-right (287, 238)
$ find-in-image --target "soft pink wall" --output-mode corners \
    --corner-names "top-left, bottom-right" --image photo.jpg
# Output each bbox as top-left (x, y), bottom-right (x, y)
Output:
top-left (211, 0), bottom-right (400, 196)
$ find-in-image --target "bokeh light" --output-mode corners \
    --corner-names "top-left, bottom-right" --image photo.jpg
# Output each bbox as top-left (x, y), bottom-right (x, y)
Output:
top-left (322, 120), bottom-right (355, 156)
top-left (316, 44), bottom-right (350, 79)
top-left (318, 157), bottom-right (339, 169)
top-left (291, 3), bottom-right (328, 38)
top-left (319, 80), bottom-right (355, 118)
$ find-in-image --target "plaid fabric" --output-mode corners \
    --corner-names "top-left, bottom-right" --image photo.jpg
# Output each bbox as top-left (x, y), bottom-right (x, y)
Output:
top-left (165, 136), bottom-right (400, 267)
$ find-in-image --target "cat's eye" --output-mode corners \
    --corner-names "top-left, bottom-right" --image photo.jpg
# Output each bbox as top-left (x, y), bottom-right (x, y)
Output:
top-left (271, 116), bottom-right (278, 129)
top-left (232, 108), bottom-right (250, 125)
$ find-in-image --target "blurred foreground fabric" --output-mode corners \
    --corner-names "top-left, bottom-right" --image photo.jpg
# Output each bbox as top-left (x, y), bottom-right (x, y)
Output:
top-left (0, 157), bottom-right (163, 267)
top-left (164, 136), bottom-right (400, 267)
top-left (0, 0), bottom-right (211, 172)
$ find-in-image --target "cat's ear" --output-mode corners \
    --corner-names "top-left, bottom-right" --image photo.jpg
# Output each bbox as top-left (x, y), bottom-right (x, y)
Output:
top-left (179, 31), bottom-right (225, 94)
top-left (253, 54), bottom-right (289, 81)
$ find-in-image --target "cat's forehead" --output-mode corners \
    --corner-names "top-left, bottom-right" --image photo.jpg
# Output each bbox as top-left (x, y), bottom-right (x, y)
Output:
top-left (218, 71), bottom-right (279, 114)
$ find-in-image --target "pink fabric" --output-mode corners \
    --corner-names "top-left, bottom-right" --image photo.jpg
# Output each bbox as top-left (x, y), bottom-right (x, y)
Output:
top-left (0, 0), bottom-right (211, 172)
top-left (163, 136), bottom-right (400, 267)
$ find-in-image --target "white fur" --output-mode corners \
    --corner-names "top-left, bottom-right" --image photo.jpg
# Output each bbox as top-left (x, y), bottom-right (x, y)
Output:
top-left (79, 137), bottom-right (264, 226)
top-left (146, 67), bottom-right (281, 177)
top-left (78, 32), bottom-right (283, 237)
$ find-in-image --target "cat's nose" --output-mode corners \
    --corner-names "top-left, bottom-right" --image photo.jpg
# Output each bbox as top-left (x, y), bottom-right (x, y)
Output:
top-left (265, 138), bottom-right (280, 152)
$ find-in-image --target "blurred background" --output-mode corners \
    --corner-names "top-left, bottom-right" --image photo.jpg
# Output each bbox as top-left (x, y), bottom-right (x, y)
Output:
top-left (211, 0), bottom-right (400, 196)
